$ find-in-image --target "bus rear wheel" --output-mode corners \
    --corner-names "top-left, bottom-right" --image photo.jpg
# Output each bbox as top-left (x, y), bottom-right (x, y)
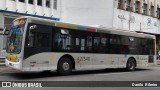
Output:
top-left (126, 58), bottom-right (136, 71)
top-left (57, 58), bottom-right (73, 76)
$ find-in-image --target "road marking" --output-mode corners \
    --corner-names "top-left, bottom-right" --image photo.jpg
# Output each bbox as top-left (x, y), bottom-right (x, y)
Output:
top-left (94, 72), bottom-right (133, 76)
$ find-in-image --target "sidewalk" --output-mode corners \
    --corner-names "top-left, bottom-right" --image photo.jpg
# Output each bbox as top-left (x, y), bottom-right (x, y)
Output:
top-left (0, 62), bottom-right (19, 73)
top-left (0, 63), bottom-right (5, 66)
top-left (0, 58), bottom-right (5, 66)
top-left (0, 62), bottom-right (5, 66)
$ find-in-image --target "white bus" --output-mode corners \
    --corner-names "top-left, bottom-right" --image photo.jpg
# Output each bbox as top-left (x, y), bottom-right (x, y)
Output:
top-left (5, 16), bottom-right (156, 75)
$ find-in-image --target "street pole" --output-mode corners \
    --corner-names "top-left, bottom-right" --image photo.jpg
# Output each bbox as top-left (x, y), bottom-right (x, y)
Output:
top-left (129, 1), bottom-right (131, 31)
top-left (140, 22), bottom-right (141, 32)
top-left (129, 11), bottom-right (131, 31)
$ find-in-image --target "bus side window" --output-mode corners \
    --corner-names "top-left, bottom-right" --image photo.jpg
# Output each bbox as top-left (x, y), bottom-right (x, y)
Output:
top-left (75, 38), bottom-right (80, 51)
top-left (32, 33), bottom-right (50, 47)
top-left (26, 24), bottom-right (35, 47)
top-left (53, 29), bottom-right (73, 51)
top-left (58, 40), bottom-right (63, 50)
top-left (27, 31), bottom-right (34, 47)
top-left (80, 39), bottom-right (85, 51)
top-left (87, 36), bottom-right (92, 52)
top-left (26, 24), bottom-right (51, 48)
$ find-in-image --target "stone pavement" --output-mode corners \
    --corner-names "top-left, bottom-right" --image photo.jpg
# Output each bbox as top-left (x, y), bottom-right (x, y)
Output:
top-left (0, 64), bottom-right (19, 73)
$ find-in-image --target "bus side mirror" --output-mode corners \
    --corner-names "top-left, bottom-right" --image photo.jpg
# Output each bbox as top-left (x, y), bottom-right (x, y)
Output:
top-left (29, 25), bottom-right (37, 30)
top-left (29, 25), bottom-right (37, 36)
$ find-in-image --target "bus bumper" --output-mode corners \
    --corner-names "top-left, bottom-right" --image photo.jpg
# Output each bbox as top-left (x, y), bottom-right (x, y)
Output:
top-left (5, 59), bottom-right (22, 70)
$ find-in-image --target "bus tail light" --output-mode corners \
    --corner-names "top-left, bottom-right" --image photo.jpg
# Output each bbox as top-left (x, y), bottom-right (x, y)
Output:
top-left (31, 64), bottom-right (35, 67)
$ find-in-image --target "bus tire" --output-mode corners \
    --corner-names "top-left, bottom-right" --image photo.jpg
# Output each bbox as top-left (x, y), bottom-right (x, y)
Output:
top-left (57, 58), bottom-right (73, 76)
top-left (126, 58), bottom-right (136, 71)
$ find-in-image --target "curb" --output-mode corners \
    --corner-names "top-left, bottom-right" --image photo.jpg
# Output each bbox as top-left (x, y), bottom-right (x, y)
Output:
top-left (0, 63), bottom-right (5, 66)
top-left (150, 64), bottom-right (160, 67)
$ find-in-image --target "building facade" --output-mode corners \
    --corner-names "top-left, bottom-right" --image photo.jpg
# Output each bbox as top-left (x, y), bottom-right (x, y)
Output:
top-left (0, 0), bottom-right (60, 31)
top-left (113, 0), bottom-right (160, 33)
top-left (113, 0), bottom-right (160, 61)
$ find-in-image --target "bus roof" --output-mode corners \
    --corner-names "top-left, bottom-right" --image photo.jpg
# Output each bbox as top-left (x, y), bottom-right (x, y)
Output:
top-left (20, 16), bottom-right (155, 39)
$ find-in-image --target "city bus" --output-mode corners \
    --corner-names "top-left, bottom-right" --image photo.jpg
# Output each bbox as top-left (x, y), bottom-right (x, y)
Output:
top-left (5, 16), bottom-right (156, 75)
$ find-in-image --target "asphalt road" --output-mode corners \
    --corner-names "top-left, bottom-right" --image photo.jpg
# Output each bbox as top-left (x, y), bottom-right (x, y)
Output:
top-left (0, 65), bottom-right (160, 90)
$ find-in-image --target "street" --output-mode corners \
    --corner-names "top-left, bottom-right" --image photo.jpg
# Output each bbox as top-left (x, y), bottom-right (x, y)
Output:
top-left (0, 65), bottom-right (160, 90)
top-left (0, 65), bottom-right (160, 81)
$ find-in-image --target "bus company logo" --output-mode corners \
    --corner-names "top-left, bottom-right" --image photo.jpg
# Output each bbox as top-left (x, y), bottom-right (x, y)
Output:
top-left (2, 82), bottom-right (12, 87)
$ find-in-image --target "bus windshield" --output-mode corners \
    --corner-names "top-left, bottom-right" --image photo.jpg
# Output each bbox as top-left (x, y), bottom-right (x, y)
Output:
top-left (6, 18), bottom-right (26, 54)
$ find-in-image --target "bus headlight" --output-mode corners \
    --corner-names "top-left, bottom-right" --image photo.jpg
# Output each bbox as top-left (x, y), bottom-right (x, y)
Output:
top-left (6, 53), bottom-right (17, 62)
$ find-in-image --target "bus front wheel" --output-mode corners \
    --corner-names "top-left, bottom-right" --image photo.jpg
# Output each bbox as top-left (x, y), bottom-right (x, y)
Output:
top-left (126, 58), bottom-right (136, 71)
top-left (57, 58), bottom-right (73, 76)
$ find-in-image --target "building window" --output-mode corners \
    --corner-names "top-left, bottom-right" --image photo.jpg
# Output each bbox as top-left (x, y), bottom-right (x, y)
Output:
top-left (46, 0), bottom-right (50, 8)
top-left (54, 0), bottom-right (57, 10)
top-left (118, 0), bottom-right (123, 10)
top-left (151, 6), bottom-right (154, 17)
top-left (28, 0), bottom-right (33, 4)
top-left (143, 4), bottom-right (147, 15)
top-left (157, 8), bottom-right (160, 19)
top-left (37, 0), bottom-right (42, 6)
top-left (135, 1), bottom-right (140, 13)
top-left (126, 0), bottom-right (131, 11)
top-left (19, 0), bottom-right (25, 2)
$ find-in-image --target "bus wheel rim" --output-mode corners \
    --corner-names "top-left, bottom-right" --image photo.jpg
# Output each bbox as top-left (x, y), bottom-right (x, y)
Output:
top-left (129, 61), bottom-right (134, 69)
top-left (63, 62), bottom-right (70, 71)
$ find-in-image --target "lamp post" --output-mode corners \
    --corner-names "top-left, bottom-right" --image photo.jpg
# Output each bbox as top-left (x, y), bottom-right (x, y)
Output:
top-left (140, 22), bottom-right (141, 32)
top-left (129, 0), bottom-right (132, 31)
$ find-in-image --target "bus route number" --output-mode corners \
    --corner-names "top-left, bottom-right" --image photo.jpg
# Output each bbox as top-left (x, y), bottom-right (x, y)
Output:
top-left (77, 56), bottom-right (90, 62)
